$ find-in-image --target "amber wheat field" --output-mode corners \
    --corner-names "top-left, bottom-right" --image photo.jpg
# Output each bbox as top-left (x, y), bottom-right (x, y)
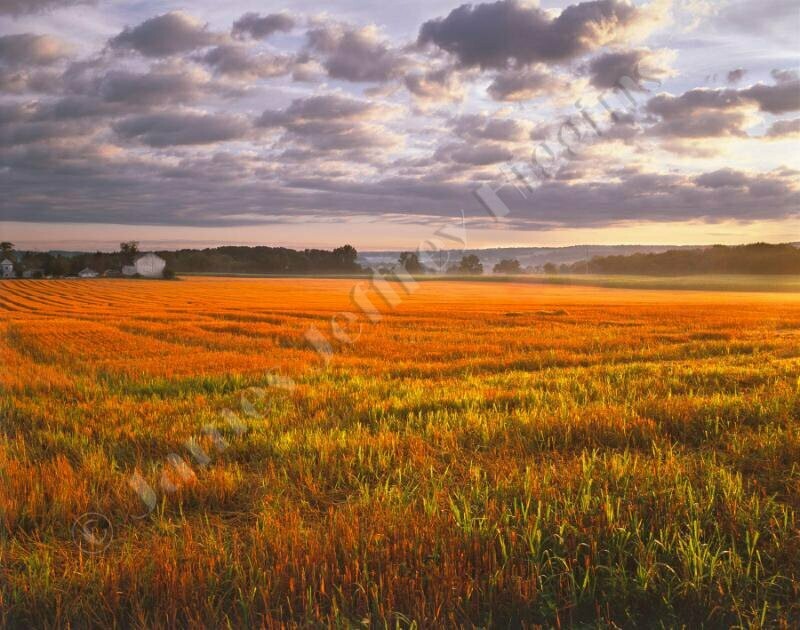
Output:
top-left (0, 277), bottom-right (799, 628)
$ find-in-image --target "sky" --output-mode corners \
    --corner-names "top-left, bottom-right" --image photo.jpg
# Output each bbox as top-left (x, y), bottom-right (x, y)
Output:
top-left (0, 0), bottom-right (798, 251)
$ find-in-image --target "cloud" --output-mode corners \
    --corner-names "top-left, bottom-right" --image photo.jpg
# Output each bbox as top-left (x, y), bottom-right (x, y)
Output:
top-left (587, 48), bottom-right (672, 90)
top-left (727, 68), bottom-right (746, 84)
top-left (647, 88), bottom-right (746, 119)
top-left (232, 12), bottom-right (295, 40)
top-left (109, 12), bottom-right (222, 58)
top-left (260, 93), bottom-right (389, 125)
top-left (0, 33), bottom-right (71, 67)
top-left (113, 112), bottom-right (249, 146)
top-left (257, 93), bottom-right (400, 154)
top-left (404, 67), bottom-right (465, 102)
top-left (645, 78), bottom-right (800, 137)
top-left (0, 0), bottom-right (93, 15)
top-left (449, 114), bottom-right (529, 142)
top-left (0, 101), bottom-right (99, 146)
top-left (650, 110), bottom-right (749, 138)
top-left (0, 67), bottom-right (61, 93)
top-left (201, 45), bottom-right (292, 79)
top-left (740, 80), bottom-right (800, 115)
top-left (487, 68), bottom-right (565, 101)
top-left (418, 0), bottom-right (663, 70)
top-left (97, 68), bottom-right (209, 106)
top-left (766, 118), bottom-right (800, 138)
top-left (715, 0), bottom-right (799, 40)
top-left (694, 168), bottom-right (749, 188)
top-left (436, 141), bottom-right (514, 165)
top-left (305, 23), bottom-right (407, 82)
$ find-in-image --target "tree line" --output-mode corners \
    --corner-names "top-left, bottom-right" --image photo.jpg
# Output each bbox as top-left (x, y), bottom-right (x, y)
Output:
top-left (157, 245), bottom-right (362, 274)
top-left (0, 242), bottom-right (364, 277)
top-left (556, 243), bottom-right (800, 276)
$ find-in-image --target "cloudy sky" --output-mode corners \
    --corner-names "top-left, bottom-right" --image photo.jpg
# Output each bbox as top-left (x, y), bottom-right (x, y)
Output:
top-left (0, 0), bottom-right (798, 251)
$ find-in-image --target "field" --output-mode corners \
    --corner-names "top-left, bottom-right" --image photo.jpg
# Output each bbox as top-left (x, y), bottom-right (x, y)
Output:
top-left (1, 277), bottom-right (799, 627)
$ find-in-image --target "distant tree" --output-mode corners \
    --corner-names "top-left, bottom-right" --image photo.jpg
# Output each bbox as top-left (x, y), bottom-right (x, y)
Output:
top-left (120, 241), bottom-right (140, 265)
top-left (543, 263), bottom-right (558, 275)
top-left (44, 255), bottom-right (68, 277)
top-left (0, 242), bottom-right (14, 259)
top-left (332, 245), bottom-right (360, 271)
top-left (493, 259), bottom-right (523, 274)
top-left (399, 252), bottom-right (426, 274)
top-left (450, 254), bottom-right (483, 275)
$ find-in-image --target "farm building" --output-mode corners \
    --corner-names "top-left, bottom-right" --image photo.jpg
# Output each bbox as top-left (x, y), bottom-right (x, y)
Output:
top-left (79, 267), bottom-right (99, 278)
top-left (122, 265), bottom-right (136, 276)
top-left (1, 259), bottom-right (15, 278)
top-left (134, 253), bottom-right (167, 278)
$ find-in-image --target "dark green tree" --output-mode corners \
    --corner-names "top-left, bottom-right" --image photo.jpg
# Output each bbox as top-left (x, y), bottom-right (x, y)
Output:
top-left (493, 259), bottom-right (523, 274)
top-left (120, 241), bottom-right (140, 265)
top-left (399, 252), bottom-right (426, 274)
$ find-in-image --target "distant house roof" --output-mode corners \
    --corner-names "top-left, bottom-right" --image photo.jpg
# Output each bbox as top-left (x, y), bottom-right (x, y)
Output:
top-left (1, 259), bottom-right (13, 266)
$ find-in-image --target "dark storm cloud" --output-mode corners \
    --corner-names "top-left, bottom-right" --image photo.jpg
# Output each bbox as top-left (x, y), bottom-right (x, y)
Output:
top-left (0, 0), bottom-right (93, 15)
top-left (232, 12), bottom-right (295, 40)
top-left (113, 112), bottom-right (249, 146)
top-left (418, 0), bottom-right (653, 70)
top-left (109, 12), bottom-right (222, 58)
top-left (305, 24), bottom-right (408, 82)
top-left (0, 33), bottom-right (71, 67)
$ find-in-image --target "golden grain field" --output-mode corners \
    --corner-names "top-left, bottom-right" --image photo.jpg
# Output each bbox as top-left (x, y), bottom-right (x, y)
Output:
top-left (1, 277), bottom-right (799, 627)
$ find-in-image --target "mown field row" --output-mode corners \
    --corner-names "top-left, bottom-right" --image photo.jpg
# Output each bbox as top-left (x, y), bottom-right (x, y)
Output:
top-left (1, 278), bottom-right (799, 627)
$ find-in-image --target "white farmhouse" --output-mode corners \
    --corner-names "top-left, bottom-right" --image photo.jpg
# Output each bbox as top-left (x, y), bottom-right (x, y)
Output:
top-left (134, 253), bottom-right (167, 278)
top-left (1, 259), bottom-right (15, 279)
top-left (79, 267), bottom-right (99, 278)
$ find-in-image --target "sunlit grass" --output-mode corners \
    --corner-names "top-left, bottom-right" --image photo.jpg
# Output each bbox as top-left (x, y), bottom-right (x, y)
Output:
top-left (0, 278), bottom-right (798, 627)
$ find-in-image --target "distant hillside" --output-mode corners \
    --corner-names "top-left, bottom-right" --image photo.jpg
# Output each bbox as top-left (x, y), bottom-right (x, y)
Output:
top-left (563, 243), bottom-right (800, 276)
